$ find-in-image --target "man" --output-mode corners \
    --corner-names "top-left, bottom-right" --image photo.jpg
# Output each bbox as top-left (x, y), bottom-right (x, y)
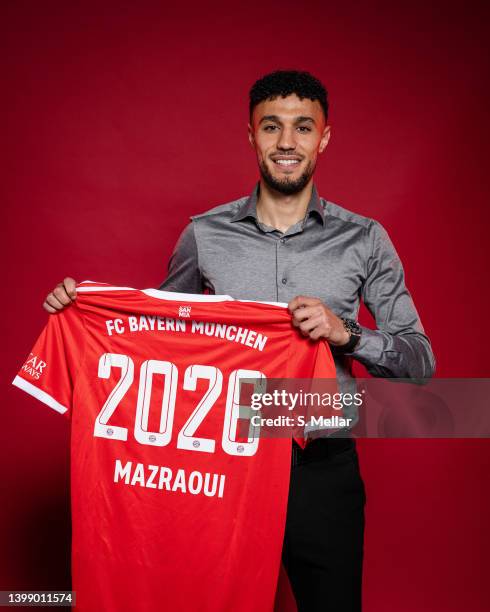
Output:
top-left (43, 70), bottom-right (436, 611)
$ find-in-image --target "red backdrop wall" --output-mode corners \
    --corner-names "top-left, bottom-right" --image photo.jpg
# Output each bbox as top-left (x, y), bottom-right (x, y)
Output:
top-left (2, 1), bottom-right (489, 610)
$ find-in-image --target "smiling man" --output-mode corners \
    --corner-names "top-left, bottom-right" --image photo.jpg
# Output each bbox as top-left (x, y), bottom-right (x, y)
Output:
top-left (44, 70), bottom-right (435, 611)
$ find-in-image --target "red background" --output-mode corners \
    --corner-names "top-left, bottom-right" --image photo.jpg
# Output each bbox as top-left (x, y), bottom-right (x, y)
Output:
top-left (2, 1), bottom-right (489, 610)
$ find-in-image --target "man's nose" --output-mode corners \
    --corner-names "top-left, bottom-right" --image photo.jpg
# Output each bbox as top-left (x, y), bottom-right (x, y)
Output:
top-left (276, 127), bottom-right (296, 150)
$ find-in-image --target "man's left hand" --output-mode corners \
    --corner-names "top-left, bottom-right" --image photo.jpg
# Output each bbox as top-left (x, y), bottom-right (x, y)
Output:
top-left (288, 295), bottom-right (350, 346)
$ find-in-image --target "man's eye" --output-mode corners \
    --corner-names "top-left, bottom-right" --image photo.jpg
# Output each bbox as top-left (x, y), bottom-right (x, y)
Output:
top-left (263, 125), bottom-right (311, 132)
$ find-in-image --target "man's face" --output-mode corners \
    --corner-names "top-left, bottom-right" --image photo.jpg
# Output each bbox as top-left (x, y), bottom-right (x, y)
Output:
top-left (248, 94), bottom-right (331, 195)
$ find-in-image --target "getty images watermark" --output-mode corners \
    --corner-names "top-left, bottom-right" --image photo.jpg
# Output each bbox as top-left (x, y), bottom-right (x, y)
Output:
top-left (234, 378), bottom-right (490, 439)
top-left (248, 387), bottom-right (358, 430)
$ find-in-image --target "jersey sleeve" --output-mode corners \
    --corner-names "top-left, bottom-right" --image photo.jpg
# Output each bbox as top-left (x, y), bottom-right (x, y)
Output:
top-left (287, 337), bottom-right (339, 447)
top-left (287, 336), bottom-right (337, 379)
top-left (12, 304), bottom-right (86, 419)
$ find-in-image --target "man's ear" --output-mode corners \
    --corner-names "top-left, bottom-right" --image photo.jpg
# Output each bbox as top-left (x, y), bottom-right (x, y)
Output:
top-left (247, 123), bottom-right (255, 148)
top-left (319, 124), bottom-right (331, 154)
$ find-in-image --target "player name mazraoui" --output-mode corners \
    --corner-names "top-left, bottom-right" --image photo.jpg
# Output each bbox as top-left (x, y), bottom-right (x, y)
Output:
top-left (114, 459), bottom-right (226, 498)
top-left (105, 316), bottom-right (268, 351)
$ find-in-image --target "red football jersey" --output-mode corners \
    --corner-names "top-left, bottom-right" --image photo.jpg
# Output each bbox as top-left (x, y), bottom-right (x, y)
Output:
top-left (12, 282), bottom-right (336, 612)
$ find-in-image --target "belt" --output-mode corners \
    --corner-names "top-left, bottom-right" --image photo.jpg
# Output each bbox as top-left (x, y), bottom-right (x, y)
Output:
top-left (291, 437), bottom-right (355, 467)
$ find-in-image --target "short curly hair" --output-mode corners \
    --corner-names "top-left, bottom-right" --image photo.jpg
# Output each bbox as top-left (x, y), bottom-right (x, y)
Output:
top-left (249, 70), bottom-right (328, 122)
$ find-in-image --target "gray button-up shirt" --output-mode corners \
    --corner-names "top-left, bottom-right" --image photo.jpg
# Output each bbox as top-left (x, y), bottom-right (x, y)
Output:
top-left (159, 181), bottom-right (436, 424)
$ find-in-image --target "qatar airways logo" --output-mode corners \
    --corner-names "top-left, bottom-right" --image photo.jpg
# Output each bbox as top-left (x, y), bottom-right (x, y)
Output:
top-left (21, 353), bottom-right (47, 380)
top-left (178, 305), bottom-right (192, 318)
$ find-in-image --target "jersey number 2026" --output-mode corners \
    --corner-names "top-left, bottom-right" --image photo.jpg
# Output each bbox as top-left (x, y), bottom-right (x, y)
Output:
top-left (93, 353), bottom-right (267, 457)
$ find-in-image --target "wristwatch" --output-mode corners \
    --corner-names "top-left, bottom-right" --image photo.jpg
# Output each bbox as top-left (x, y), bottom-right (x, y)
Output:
top-left (332, 318), bottom-right (362, 353)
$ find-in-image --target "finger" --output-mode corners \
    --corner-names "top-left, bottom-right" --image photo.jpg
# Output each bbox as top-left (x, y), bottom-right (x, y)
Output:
top-left (63, 277), bottom-right (78, 299)
top-left (291, 305), bottom-right (321, 324)
top-left (53, 284), bottom-right (73, 305)
top-left (45, 292), bottom-right (67, 310)
top-left (288, 295), bottom-right (319, 313)
top-left (42, 301), bottom-right (58, 314)
top-left (309, 325), bottom-right (328, 340)
top-left (299, 315), bottom-right (324, 335)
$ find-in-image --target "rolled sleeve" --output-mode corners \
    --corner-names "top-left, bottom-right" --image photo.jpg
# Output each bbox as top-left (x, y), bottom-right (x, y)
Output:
top-left (346, 220), bottom-right (436, 380)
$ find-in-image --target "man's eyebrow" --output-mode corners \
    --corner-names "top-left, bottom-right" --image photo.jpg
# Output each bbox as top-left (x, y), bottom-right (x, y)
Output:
top-left (295, 116), bottom-right (316, 124)
top-left (258, 115), bottom-right (316, 125)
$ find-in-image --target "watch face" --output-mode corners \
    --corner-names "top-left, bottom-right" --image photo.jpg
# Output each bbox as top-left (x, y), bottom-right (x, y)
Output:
top-left (344, 319), bottom-right (361, 335)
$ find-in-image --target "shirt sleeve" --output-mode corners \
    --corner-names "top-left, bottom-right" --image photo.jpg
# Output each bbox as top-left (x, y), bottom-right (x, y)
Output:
top-left (346, 220), bottom-right (436, 380)
top-left (159, 222), bottom-right (206, 294)
top-left (12, 304), bottom-right (86, 419)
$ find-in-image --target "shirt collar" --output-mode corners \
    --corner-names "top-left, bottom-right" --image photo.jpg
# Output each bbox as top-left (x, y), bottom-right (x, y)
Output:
top-left (230, 181), bottom-right (326, 226)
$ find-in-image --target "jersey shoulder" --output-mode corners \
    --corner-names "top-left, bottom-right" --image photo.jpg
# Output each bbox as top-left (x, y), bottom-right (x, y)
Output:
top-left (75, 281), bottom-right (289, 310)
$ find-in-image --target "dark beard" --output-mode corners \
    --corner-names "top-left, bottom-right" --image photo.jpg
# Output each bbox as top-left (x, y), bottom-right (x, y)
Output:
top-left (259, 159), bottom-right (315, 195)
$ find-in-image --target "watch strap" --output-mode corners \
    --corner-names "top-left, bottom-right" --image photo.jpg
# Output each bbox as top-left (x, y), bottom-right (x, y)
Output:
top-left (331, 318), bottom-right (362, 354)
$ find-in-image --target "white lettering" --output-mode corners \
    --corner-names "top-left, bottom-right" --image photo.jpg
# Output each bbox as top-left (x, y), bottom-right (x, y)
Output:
top-left (114, 459), bottom-right (132, 484)
top-left (245, 330), bottom-right (256, 347)
top-left (172, 469), bottom-right (187, 493)
top-left (146, 464), bottom-right (159, 489)
top-left (254, 333), bottom-right (267, 351)
top-left (188, 471), bottom-right (203, 494)
top-left (113, 460), bottom-right (226, 498)
top-left (158, 467), bottom-right (172, 490)
top-left (131, 464), bottom-right (145, 486)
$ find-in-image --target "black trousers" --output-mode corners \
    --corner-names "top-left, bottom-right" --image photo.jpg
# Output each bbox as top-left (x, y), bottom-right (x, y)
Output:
top-left (281, 438), bottom-right (366, 612)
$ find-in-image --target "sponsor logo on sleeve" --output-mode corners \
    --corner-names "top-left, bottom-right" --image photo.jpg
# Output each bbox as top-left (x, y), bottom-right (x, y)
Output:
top-left (21, 353), bottom-right (47, 380)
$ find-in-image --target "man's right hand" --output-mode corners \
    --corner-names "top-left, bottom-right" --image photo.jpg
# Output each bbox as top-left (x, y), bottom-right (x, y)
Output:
top-left (43, 277), bottom-right (77, 313)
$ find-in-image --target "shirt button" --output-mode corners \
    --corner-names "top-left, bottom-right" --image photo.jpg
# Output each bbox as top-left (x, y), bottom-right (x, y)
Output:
top-left (282, 278), bottom-right (287, 284)
top-left (280, 238), bottom-right (286, 244)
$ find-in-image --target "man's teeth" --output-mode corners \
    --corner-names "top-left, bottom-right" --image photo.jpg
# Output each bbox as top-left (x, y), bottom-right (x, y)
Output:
top-left (275, 159), bottom-right (299, 165)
